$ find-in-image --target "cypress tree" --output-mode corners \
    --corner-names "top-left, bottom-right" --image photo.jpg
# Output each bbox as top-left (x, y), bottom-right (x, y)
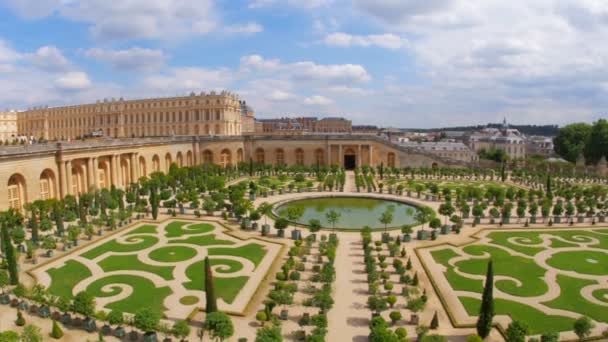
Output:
top-left (476, 260), bottom-right (494, 338)
top-left (53, 202), bottom-right (64, 236)
top-left (204, 256), bottom-right (217, 313)
top-left (546, 175), bottom-right (552, 198)
top-left (430, 311), bottom-right (439, 329)
top-left (1, 220), bottom-right (18, 285)
top-left (30, 208), bottom-right (39, 244)
top-left (150, 188), bottom-right (159, 220)
top-left (500, 162), bottom-right (506, 182)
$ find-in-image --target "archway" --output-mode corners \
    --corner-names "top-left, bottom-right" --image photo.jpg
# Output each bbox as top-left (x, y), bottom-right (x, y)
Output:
top-left (344, 148), bottom-right (356, 170)
top-left (275, 148), bottom-right (285, 166)
top-left (236, 148), bottom-right (244, 163)
top-left (7, 173), bottom-right (26, 210)
top-left (202, 150), bottom-right (214, 164)
top-left (152, 155), bottom-right (160, 173)
top-left (315, 148), bottom-right (325, 165)
top-left (255, 148), bottom-right (265, 164)
top-left (176, 152), bottom-right (184, 167)
top-left (220, 149), bottom-right (232, 168)
top-left (120, 158), bottom-right (131, 187)
top-left (165, 153), bottom-right (172, 172)
top-left (39, 169), bottom-right (57, 200)
top-left (387, 152), bottom-right (396, 168)
top-left (72, 164), bottom-right (87, 194)
top-left (295, 148), bottom-right (304, 165)
top-left (186, 151), bottom-right (193, 166)
top-left (139, 156), bottom-right (147, 178)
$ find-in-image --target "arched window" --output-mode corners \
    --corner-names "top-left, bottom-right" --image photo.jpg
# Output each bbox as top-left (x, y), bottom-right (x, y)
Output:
top-left (39, 169), bottom-right (57, 200)
top-left (203, 150), bottom-right (214, 164)
top-left (236, 148), bottom-right (244, 163)
top-left (315, 148), bottom-right (325, 165)
top-left (220, 149), bottom-right (232, 168)
top-left (255, 148), bottom-right (265, 164)
top-left (295, 148), bottom-right (304, 165)
top-left (387, 152), bottom-right (396, 168)
top-left (276, 149), bottom-right (285, 165)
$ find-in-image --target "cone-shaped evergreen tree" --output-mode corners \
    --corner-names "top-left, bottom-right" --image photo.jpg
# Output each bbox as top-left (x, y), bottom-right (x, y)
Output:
top-left (500, 162), bottom-right (506, 182)
top-left (53, 202), bottom-right (64, 236)
top-left (546, 175), bottom-right (552, 198)
top-left (476, 260), bottom-right (494, 338)
top-left (1, 220), bottom-right (18, 285)
top-left (430, 311), bottom-right (439, 329)
top-left (204, 256), bottom-right (217, 313)
top-left (51, 320), bottom-right (64, 339)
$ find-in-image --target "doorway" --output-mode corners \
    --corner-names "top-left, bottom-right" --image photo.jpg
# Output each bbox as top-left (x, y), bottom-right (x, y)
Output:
top-left (344, 154), bottom-right (356, 170)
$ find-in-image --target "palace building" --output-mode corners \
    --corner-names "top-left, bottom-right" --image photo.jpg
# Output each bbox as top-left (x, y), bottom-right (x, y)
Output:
top-left (17, 91), bottom-right (245, 140)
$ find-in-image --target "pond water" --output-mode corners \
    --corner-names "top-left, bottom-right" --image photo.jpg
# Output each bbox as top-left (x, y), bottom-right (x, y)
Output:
top-left (276, 197), bottom-right (418, 230)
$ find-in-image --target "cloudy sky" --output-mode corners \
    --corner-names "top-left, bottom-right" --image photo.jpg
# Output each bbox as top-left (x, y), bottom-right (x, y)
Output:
top-left (0, 0), bottom-right (606, 127)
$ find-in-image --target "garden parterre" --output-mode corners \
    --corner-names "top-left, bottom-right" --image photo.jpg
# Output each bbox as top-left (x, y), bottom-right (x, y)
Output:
top-left (420, 228), bottom-right (608, 336)
top-left (30, 219), bottom-right (282, 319)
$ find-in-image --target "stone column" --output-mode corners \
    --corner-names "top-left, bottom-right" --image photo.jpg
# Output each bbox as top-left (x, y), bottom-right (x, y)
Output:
top-left (59, 161), bottom-right (68, 198)
top-left (111, 155), bottom-right (118, 187)
top-left (131, 153), bottom-right (138, 183)
top-left (357, 144), bottom-right (362, 167)
top-left (338, 144), bottom-right (342, 167)
top-left (91, 157), bottom-right (99, 190)
top-left (65, 160), bottom-right (73, 196)
top-left (87, 158), bottom-right (94, 191)
top-left (116, 155), bottom-right (123, 188)
top-left (327, 144), bottom-right (331, 165)
top-left (369, 145), bottom-right (373, 166)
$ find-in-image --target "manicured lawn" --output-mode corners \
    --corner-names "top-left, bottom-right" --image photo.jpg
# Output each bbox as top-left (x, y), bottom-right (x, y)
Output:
top-left (149, 246), bottom-right (197, 263)
top-left (164, 222), bottom-right (214, 238)
top-left (183, 260), bottom-right (249, 304)
top-left (98, 254), bottom-right (175, 280)
top-left (430, 249), bottom-right (483, 293)
top-left (86, 274), bottom-right (172, 314)
top-left (169, 234), bottom-right (235, 247)
top-left (546, 250), bottom-right (608, 275)
top-left (208, 243), bottom-right (267, 268)
top-left (458, 245), bottom-right (548, 297)
top-left (486, 231), bottom-right (545, 256)
top-left (544, 275), bottom-right (608, 323)
top-left (126, 225), bottom-right (158, 235)
top-left (81, 235), bottom-right (159, 259)
top-left (460, 296), bottom-right (575, 334)
top-left (592, 288), bottom-right (608, 303)
top-left (47, 260), bottom-right (92, 299)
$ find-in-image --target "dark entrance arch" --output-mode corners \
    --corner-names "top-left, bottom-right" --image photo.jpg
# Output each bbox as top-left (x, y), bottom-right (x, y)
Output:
top-left (344, 154), bottom-right (356, 170)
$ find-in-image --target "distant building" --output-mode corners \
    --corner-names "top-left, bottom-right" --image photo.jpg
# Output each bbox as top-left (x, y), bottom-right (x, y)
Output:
top-left (467, 118), bottom-right (527, 159)
top-left (240, 101), bottom-right (256, 133)
top-left (352, 125), bottom-right (380, 135)
top-left (255, 116), bottom-right (351, 134)
top-left (0, 110), bottom-right (18, 143)
top-left (397, 140), bottom-right (478, 163)
top-left (526, 136), bottom-right (554, 157)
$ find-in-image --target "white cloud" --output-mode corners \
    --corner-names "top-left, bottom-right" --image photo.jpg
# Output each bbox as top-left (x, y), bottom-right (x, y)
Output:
top-left (323, 32), bottom-right (406, 49)
top-left (266, 90), bottom-right (294, 101)
top-left (143, 67), bottom-right (234, 93)
top-left (85, 47), bottom-right (167, 71)
top-left (55, 72), bottom-right (92, 90)
top-left (27, 46), bottom-right (71, 71)
top-left (225, 22), bottom-right (264, 34)
top-left (304, 95), bottom-right (333, 105)
top-left (241, 55), bottom-right (371, 83)
top-left (249, 0), bottom-right (332, 9)
top-left (5, 0), bottom-right (258, 41)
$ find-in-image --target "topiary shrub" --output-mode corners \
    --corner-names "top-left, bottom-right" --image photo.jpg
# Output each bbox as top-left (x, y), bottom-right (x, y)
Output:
top-left (51, 320), bottom-right (64, 339)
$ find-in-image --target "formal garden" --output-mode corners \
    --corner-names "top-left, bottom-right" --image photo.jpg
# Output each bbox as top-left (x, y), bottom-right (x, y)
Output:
top-left (420, 228), bottom-right (608, 338)
top-left (30, 219), bottom-right (281, 318)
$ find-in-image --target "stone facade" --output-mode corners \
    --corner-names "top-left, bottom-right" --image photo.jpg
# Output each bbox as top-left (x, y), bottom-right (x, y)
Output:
top-left (255, 116), bottom-right (351, 134)
top-left (0, 111), bottom-right (18, 143)
top-left (0, 134), bottom-right (462, 210)
top-left (17, 91), bottom-right (246, 140)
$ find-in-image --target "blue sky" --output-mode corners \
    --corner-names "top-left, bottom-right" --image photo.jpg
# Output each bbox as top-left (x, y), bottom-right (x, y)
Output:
top-left (0, 0), bottom-right (606, 127)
